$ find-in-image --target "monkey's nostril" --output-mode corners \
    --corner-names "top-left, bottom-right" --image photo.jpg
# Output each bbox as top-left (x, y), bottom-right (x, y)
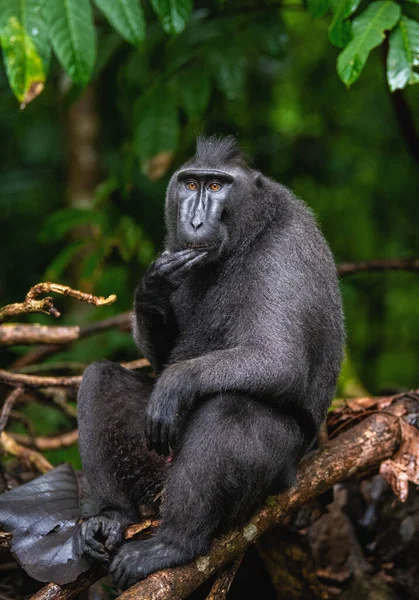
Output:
top-left (190, 220), bottom-right (203, 231)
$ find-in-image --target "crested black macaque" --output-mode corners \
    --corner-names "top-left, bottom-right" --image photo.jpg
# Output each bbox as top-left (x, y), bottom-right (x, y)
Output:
top-left (76, 136), bottom-right (344, 589)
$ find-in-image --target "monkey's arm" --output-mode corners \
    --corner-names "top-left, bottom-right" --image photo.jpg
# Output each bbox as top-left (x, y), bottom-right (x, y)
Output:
top-left (133, 249), bottom-right (205, 372)
top-left (146, 344), bottom-right (306, 455)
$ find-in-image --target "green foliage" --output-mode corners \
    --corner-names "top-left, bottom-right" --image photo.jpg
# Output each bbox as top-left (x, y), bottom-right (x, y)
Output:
top-left (337, 1), bottom-right (401, 86)
top-left (43, 0), bottom-right (96, 85)
top-left (387, 16), bottom-right (419, 91)
top-left (0, 0), bottom-right (417, 110)
top-left (93, 0), bottom-right (145, 46)
top-left (328, 0), bottom-right (361, 48)
top-left (0, 0), bottom-right (50, 105)
top-left (134, 87), bottom-right (179, 166)
top-left (150, 0), bottom-right (193, 35)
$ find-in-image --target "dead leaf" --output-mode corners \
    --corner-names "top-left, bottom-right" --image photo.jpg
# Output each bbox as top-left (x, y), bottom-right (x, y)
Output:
top-left (379, 420), bottom-right (419, 502)
top-left (145, 151), bottom-right (174, 181)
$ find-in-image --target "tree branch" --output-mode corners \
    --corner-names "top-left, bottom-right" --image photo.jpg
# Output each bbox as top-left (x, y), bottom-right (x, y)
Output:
top-left (0, 324), bottom-right (80, 346)
top-left (0, 432), bottom-right (53, 473)
top-left (0, 359), bottom-right (149, 389)
top-left (116, 402), bottom-right (407, 600)
top-left (338, 257), bottom-right (419, 276)
top-left (10, 429), bottom-right (79, 451)
top-left (0, 282), bottom-right (116, 325)
top-left (29, 394), bottom-right (418, 600)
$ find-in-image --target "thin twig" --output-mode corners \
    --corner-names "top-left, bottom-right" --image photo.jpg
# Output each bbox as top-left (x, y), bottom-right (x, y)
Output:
top-left (10, 312), bottom-right (133, 370)
top-left (0, 282), bottom-right (116, 324)
top-left (0, 388), bottom-right (24, 432)
top-left (338, 257), bottom-right (419, 277)
top-left (0, 359), bottom-right (150, 388)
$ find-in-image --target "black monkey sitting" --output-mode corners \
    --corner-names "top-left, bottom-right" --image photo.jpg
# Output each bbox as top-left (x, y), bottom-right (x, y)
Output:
top-left (76, 136), bottom-right (344, 589)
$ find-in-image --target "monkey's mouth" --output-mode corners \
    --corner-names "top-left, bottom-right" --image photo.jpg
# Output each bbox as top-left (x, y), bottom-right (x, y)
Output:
top-left (184, 243), bottom-right (216, 250)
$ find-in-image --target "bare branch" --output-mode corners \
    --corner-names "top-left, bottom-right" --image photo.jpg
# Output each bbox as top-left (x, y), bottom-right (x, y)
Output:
top-left (10, 312), bottom-right (133, 370)
top-left (0, 324), bottom-right (80, 346)
top-left (0, 282), bottom-right (116, 324)
top-left (115, 397), bottom-right (416, 600)
top-left (338, 257), bottom-right (419, 276)
top-left (0, 359), bottom-right (150, 388)
top-left (10, 429), bottom-right (79, 450)
top-left (30, 568), bottom-right (106, 600)
top-left (0, 432), bottom-right (53, 473)
top-left (0, 388), bottom-right (24, 432)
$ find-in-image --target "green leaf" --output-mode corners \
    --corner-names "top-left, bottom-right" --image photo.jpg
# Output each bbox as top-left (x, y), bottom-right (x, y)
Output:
top-left (337, 0), bottom-right (401, 87)
top-left (42, 0), bottom-right (96, 85)
top-left (177, 66), bottom-right (210, 120)
top-left (150, 0), bottom-right (192, 35)
top-left (45, 241), bottom-right (85, 280)
top-left (387, 16), bottom-right (419, 91)
top-left (329, 0), bottom-right (361, 48)
top-left (134, 88), bottom-right (179, 165)
top-left (93, 0), bottom-right (145, 46)
top-left (0, 0), bottom-right (50, 106)
top-left (207, 46), bottom-right (246, 100)
top-left (38, 208), bottom-right (107, 242)
top-left (308, 0), bottom-right (329, 18)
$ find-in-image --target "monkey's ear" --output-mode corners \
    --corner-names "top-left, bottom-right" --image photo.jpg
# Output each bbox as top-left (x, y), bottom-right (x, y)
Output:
top-left (253, 172), bottom-right (263, 189)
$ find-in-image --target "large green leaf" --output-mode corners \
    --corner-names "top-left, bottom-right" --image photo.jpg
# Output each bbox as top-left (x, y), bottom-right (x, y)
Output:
top-left (42, 0), bottom-right (96, 85)
top-left (0, 0), bottom-right (50, 106)
top-left (337, 0), bottom-right (401, 87)
top-left (177, 65), bottom-right (210, 120)
top-left (308, 0), bottom-right (330, 18)
top-left (150, 0), bottom-right (192, 35)
top-left (329, 0), bottom-right (361, 48)
top-left (93, 0), bottom-right (145, 46)
top-left (387, 16), bottom-right (419, 91)
top-left (134, 87), bottom-right (179, 165)
top-left (38, 208), bottom-right (107, 242)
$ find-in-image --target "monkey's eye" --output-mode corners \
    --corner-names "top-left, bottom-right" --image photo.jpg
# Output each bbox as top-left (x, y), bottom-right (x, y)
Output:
top-left (209, 182), bottom-right (222, 192)
top-left (186, 181), bottom-right (198, 191)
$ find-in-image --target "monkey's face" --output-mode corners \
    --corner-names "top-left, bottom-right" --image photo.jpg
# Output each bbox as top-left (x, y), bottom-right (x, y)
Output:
top-left (167, 169), bottom-right (235, 260)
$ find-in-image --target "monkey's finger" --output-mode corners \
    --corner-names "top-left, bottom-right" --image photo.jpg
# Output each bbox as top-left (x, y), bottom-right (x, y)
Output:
top-left (175, 252), bottom-right (208, 273)
top-left (86, 536), bottom-right (106, 553)
top-left (156, 250), bottom-right (200, 274)
top-left (159, 422), bottom-right (170, 457)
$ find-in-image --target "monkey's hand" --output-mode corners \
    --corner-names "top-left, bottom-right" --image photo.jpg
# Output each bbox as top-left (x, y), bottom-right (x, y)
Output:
top-left (145, 369), bottom-right (194, 455)
top-left (136, 249), bottom-right (207, 307)
top-left (73, 516), bottom-right (125, 564)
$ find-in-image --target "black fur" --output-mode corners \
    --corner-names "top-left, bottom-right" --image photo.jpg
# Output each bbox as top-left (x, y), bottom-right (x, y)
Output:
top-left (76, 136), bottom-right (344, 589)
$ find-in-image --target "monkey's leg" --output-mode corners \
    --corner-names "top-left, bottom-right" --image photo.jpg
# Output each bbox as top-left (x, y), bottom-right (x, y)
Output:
top-left (110, 394), bottom-right (305, 589)
top-left (76, 360), bottom-right (166, 563)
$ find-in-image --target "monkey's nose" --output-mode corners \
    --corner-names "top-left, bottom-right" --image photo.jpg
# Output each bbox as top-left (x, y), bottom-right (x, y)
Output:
top-left (190, 218), bottom-right (203, 231)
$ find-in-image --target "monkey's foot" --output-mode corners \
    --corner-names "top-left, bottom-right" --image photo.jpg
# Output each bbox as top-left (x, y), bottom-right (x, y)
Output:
top-left (109, 538), bottom-right (192, 590)
top-left (74, 516), bottom-right (125, 564)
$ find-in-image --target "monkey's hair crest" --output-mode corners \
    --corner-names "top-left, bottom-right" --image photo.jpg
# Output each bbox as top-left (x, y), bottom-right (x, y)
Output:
top-left (193, 135), bottom-right (247, 168)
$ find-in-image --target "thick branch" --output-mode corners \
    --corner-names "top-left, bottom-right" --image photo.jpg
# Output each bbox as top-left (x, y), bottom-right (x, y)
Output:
top-left (117, 400), bottom-right (413, 600)
top-left (338, 257), bottom-right (419, 276)
top-left (0, 359), bottom-right (149, 388)
top-left (23, 396), bottom-right (418, 600)
top-left (0, 324), bottom-right (80, 346)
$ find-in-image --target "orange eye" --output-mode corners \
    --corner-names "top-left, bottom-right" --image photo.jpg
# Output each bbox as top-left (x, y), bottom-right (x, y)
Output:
top-left (186, 181), bottom-right (197, 190)
top-left (209, 182), bottom-right (221, 192)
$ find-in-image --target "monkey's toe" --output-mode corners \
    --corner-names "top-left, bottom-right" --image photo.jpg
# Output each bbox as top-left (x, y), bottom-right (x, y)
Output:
top-left (110, 538), bottom-right (191, 590)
